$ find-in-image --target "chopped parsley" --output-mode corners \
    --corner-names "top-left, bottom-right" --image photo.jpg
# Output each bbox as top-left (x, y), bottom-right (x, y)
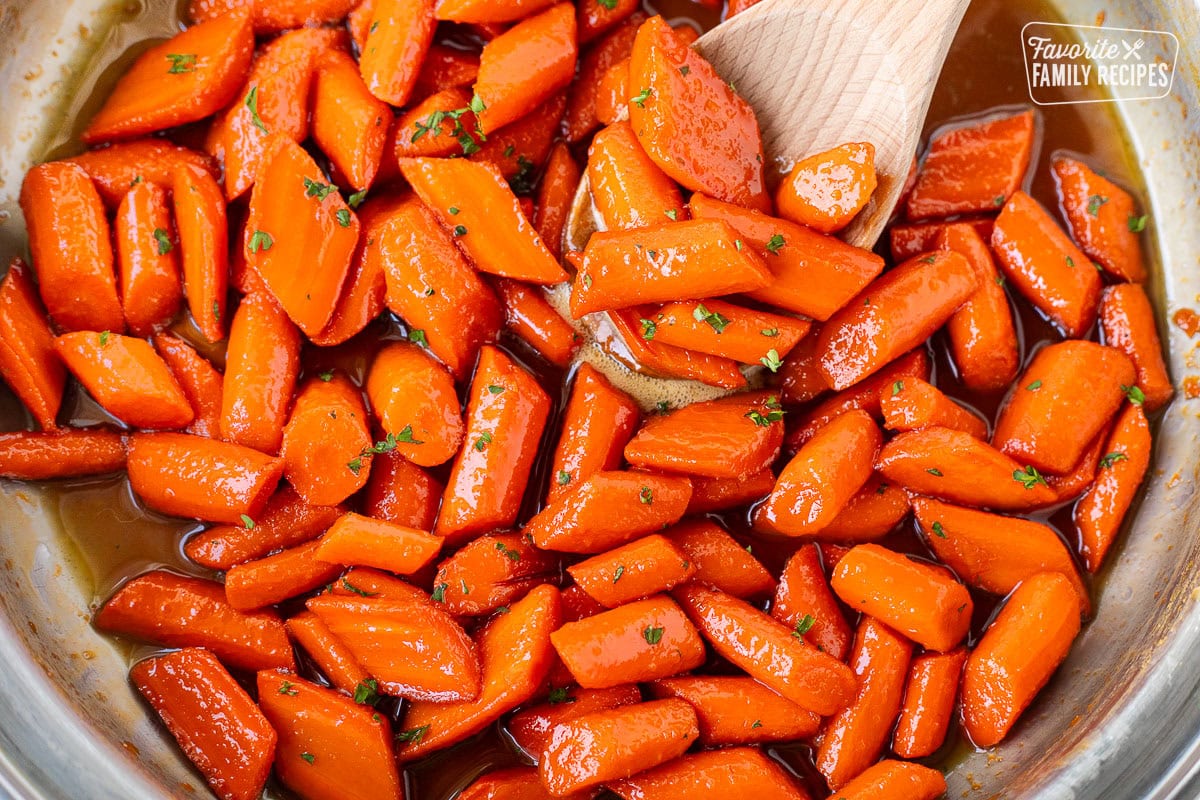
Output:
top-left (336, 208), bottom-right (352, 228)
top-left (639, 486), bottom-right (654, 505)
top-left (240, 514), bottom-right (255, 530)
top-left (245, 86), bottom-right (268, 133)
top-left (1012, 465), bottom-right (1048, 490)
top-left (931, 521), bottom-right (946, 539)
top-left (760, 349), bottom-right (782, 372)
top-left (1122, 384), bottom-right (1146, 406)
top-left (631, 88), bottom-right (652, 108)
top-left (693, 303), bottom-right (730, 334)
top-left (643, 625), bottom-right (665, 645)
top-left (1128, 214), bottom-right (1148, 232)
top-left (278, 681), bottom-right (299, 696)
top-left (640, 318), bottom-right (657, 340)
top-left (165, 53), bottom-right (197, 74)
top-left (1100, 451), bottom-right (1128, 468)
top-left (153, 228), bottom-right (172, 255)
top-left (303, 177), bottom-right (335, 201)
top-left (613, 565), bottom-right (625, 583)
top-left (474, 431), bottom-right (493, 451)
top-left (1087, 194), bottom-right (1109, 216)
top-left (766, 234), bottom-right (786, 254)
top-left (557, 470), bottom-right (572, 486)
top-left (248, 230), bottom-right (273, 253)
top-left (396, 725), bottom-right (430, 745)
top-left (353, 679), bottom-right (381, 706)
top-left (792, 614), bottom-right (816, 637)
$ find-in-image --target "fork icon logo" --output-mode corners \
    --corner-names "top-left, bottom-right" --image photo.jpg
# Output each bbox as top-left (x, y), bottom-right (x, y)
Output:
top-left (1122, 38), bottom-right (1145, 60)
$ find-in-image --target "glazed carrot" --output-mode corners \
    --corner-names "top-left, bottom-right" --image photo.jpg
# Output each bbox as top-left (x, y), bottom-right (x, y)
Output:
top-left (569, 535), bottom-right (696, 608)
top-left (611, 747), bottom-right (811, 800)
top-left (256, 671), bottom-right (403, 800)
top-left (245, 138), bottom-right (359, 337)
top-left (433, 533), bottom-right (559, 616)
top-left (822, 543), bottom-right (853, 569)
top-left (435, 0), bottom-right (556, 22)
top-left (365, 342), bottom-right (465, 467)
top-left (460, 770), bottom-right (593, 800)
top-left (595, 58), bottom-right (631, 126)
top-left (220, 291), bottom-right (300, 453)
top-left (311, 49), bottom-right (390, 192)
top-left (779, 330), bottom-right (829, 405)
top-left (316, 512), bottom-right (442, 576)
top-left (540, 699), bottom-right (700, 796)
top-left (152, 333), bottom-right (222, 439)
top-left (665, 518), bottom-right (775, 599)
top-left (470, 92), bottom-right (566, 181)
top-left (565, 16), bottom-right (642, 142)
top-left (285, 611), bottom-right (370, 695)
top-left (688, 193), bottom-right (885, 321)
top-left (548, 362), bottom-right (640, 502)
top-left (393, 87), bottom-right (479, 160)
top-left (508, 685), bottom-right (642, 762)
top-left (331, 567), bottom-right (431, 603)
top-left (815, 617), bottom-right (913, 790)
top-left (1100, 283), bottom-right (1174, 411)
top-left (685, 469), bottom-right (776, 515)
top-left (881, 376), bottom-right (987, 439)
top-left (992, 341), bottom-right (1135, 474)
top-left (131, 648), bottom-right (275, 800)
top-left (624, 392), bottom-right (783, 479)
top-left (96, 570), bottom-right (294, 672)
top-left (820, 477), bottom-right (911, 543)
top-left (396, 584), bottom-right (561, 761)
top-left (890, 216), bottom-right (994, 262)
top-left (831, 544), bottom-right (973, 652)
top-left (526, 471), bottom-right (692, 553)
top-left (126, 432), bottom-right (283, 524)
top-left (906, 110), bottom-right (1035, 219)
top-left (650, 676), bottom-right (820, 746)
top-left (650, 299), bottom-right (810, 365)
top-left (83, 12), bottom-right (253, 143)
top-left (0, 429), bottom-right (126, 480)
top-left (494, 279), bottom-right (581, 367)
top-left (776, 142), bottom-right (877, 234)
top-left (817, 251), bottom-right (977, 390)
top-left (224, 540), bottom-right (343, 611)
top-left (831, 760), bottom-right (947, 800)
top-left (363, 452), bottom-right (443, 530)
top-left (588, 121), bottom-right (687, 231)
top-left (171, 162), bottom-right (228, 343)
top-left (771, 543), bottom-right (853, 661)
top-left (577, 0), bottom-right (639, 43)
top-left (0, 260), bottom-right (65, 429)
top-left (19, 162), bottom-right (124, 333)
top-left (1053, 156), bottom-right (1146, 282)
top-left (359, 0), bottom-right (436, 106)
top-left (534, 142), bottom-right (581, 259)
top-left (1075, 403), bottom-right (1152, 573)
top-left (991, 190), bottom-right (1102, 338)
top-left (561, 583), bottom-right (607, 623)
top-left (962, 572), bottom-right (1081, 747)
top-left (757, 409), bottom-right (881, 536)
top-left (675, 583), bottom-right (856, 715)
top-left (114, 182), bottom-right (182, 336)
top-left (1045, 423), bottom-right (1110, 505)
top-left (412, 44), bottom-right (481, 98)
top-left (608, 307), bottom-right (749, 389)
top-left (571, 219), bottom-right (773, 317)
top-left (65, 140), bottom-right (219, 208)
top-left (629, 16), bottom-right (768, 211)
top-left (308, 594), bottom-right (479, 702)
top-left (185, 486), bottom-right (342, 571)
top-left (189, 0), bottom-right (355, 32)
top-left (893, 648), bottom-right (968, 759)
top-left (280, 375), bottom-right (372, 506)
top-left (473, 4), bottom-right (578, 134)
top-left (436, 346), bottom-right (552, 543)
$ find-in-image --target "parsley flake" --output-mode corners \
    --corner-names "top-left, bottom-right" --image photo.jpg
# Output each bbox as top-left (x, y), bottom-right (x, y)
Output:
top-left (793, 614), bottom-right (816, 637)
top-left (597, 0), bottom-right (618, 8)
top-left (548, 686), bottom-right (576, 704)
top-left (931, 521), bottom-right (946, 538)
top-left (336, 208), bottom-right (352, 228)
top-left (1100, 451), bottom-right (1128, 468)
top-left (1087, 194), bottom-right (1109, 216)
top-left (760, 328), bottom-right (779, 337)
top-left (474, 431), bottom-right (493, 451)
top-left (1128, 214), bottom-right (1148, 233)
top-left (245, 86), bottom-right (268, 133)
top-left (453, 225), bottom-right (468, 237)
top-left (892, 380), bottom-right (904, 396)
top-left (153, 228), bottom-right (172, 255)
top-left (98, 331), bottom-right (110, 346)
top-left (397, 725), bottom-right (430, 745)
top-left (495, 542), bottom-right (521, 561)
top-left (353, 679), bottom-right (381, 706)
top-left (643, 625), bottom-right (664, 645)
top-left (300, 752), bottom-right (315, 764)
top-left (557, 470), bottom-right (571, 486)
top-left (760, 349), bottom-right (783, 372)
top-left (640, 318), bottom-right (657, 340)
top-left (766, 234), bottom-right (786, 254)
top-left (1122, 384), bottom-right (1146, 406)
top-left (341, 577), bottom-right (377, 597)
top-left (639, 486), bottom-right (654, 505)
top-left (614, 565), bottom-right (625, 583)
top-left (431, 583), bottom-right (447, 603)
top-left (248, 230), bottom-right (273, 253)
top-left (693, 303), bottom-right (730, 333)
top-left (1012, 465), bottom-right (1048, 490)
top-left (347, 189), bottom-right (367, 208)
top-left (1027, 380), bottom-right (1043, 391)
top-left (165, 53), bottom-right (197, 74)
top-left (409, 329), bottom-right (428, 347)
top-left (665, 209), bottom-right (678, 221)
top-left (927, 468), bottom-right (944, 477)
top-left (240, 514), bottom-right (255, 530)
top-left (317, 370), bottom-right (334, 382)
top-left (631, 88), bottom-right (652, 107)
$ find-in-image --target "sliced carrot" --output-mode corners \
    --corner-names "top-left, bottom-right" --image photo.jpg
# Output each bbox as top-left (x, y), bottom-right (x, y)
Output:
top-left (331, 567), bottom-right (431, 603)
top-left (363, 452), bottom-right (443, 530)
top-left (771, 543), bottom-right (853, 661)
top-left (577, 0), bottom-right (639, 43)
top-left (548, 362), bottom-right (639, 502)
top-left (651, 298), bottom-right (810, 364)
top-left (220, 291), bottom-right (300, 454)
top-left (832, 760), bottom-right (947, 800)
top-left (881, 376), bottom-right (987, 439)
top-left (611, 747), bottom-right (811, 800)
top-left (0, 429), bottom-right (126, 480)
top-left (469, 92), bottom-right (565, 182)
top-left (608, 307), bottom-right (749, 389)
top-left (495, 279), bottom-right (581, 367)
top-left (665, 518), bottom-right (775, 599)
top-left (568, 535), bottom-right (696, 608)
top-left (685, 469), bottom-right (776, 515)
top-left (131, 648), bottom-right (275, 800)
top-left (890, 216), bottom-right (994, 262)
top-left (365, 342), bottom-right (465, 467)
top-left (256, 671), bottom-right (403, 800)
top-left (433, 533), bottom-right (559, 616)
top-left (114, 181), bottom-right (182, 336)
top-left (893, 648), bottom-right (968, 759)
top-left (1075, 403), bottom-right (1152, 573)
top-left (820, 477), bottom-right (911, 543)
top-left (412, 44), bottom-right (481, 99)
top-left (394, 87), bottom-right (479, 160)
top-left (172, 162), bottom-right (228, 343)
top-left (1046, 423), bottom-right (1110, 506)
top-left (595, 58), bottom-right (631, 127)
top-left (359, 0), bottom-right (436, 106)
top-left (906, 110), bottom-right (1035, 220)
top-left (316, 512), bottom-right (442, 575)
top-left (308, 197), bottom-right (395, 348)
top-left (776, 142), bottom-right (877, 234)
top-left (629, 16), bottom-right (768, 211)
top-left (534, 142), bottom-right (581, 259)
top-left (561, 583), bottom-right (607, 623)
top-left (83, 12), bottom-right (253, 143)
top-left (565, 15), bottom-right (642, 142)
top-left (509, 685), bottom-right (643, 761)
top-left (1100, 283), bottom-right (1174, 411)
top-left (779, 329), bottom-right (829, 405)
top-left (65, 140), bottom-right (219, 208)
top-left (285, 611), bottom-right (370, 695)
top-left (189, 0), bottom-right (355, 32)
top-left (185, 488), bottom-right (341, 572)
top-left (588, 120), bottom-right (686, 231)
top-left (1053, 156), bottom-right (1145, 282)
top-left (312, 49), bottom-right (391, 192)
top-left (649, 676), bottom-right (820, 746)
top-left (152, 334), bottom-right (221, 438)
top-left (96, 570), bottom-right (293, 672)
top-left (435, 0), bottom-right (556, 22)
top-left (280, 375), bottom-right (371, 506)
top-left (458, 767), bottom-right (593, 800)
top-left (0, 260), bottom-right (65, 429)
top-left (224, 539), bottom-right (342, 611)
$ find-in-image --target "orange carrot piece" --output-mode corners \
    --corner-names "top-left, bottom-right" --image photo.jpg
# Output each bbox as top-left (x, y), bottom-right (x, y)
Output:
top-left (819, 477), bottom-right (911, 543)
top-left (19, 162), bottom-right (124, 333)
top-left (685, 469), bottom-right (776, 515)
top-left (495, 278), bottom-right (581, 367)
top-left (83, 13), bottom-right (253, 143)
top-left (611, 747), bottom-right (811, 800)
top-left (548, 362), bottom-right (640, 502)
top-left (411, 44), bottom-right (481, 98)
top-left (608, 307), bottom-right (749, 389)
top-left (831, 760), bottom-right (947, 800)
top-left (311, 49), bottom-right (391, 192)
top-left (881, 376), bottom-right (987, 439)
top-left (588, 120), bottom-right (687, 231)
top-left (436, 345), bottom-right (552, 543)
top-left (961, 572), bottom-right (1081, 747)
top-left (665, 518), bottom-right (775, 599)
top-left (779, 329), bottom-right (829, 405)
top-left (331, 567), bottom-right (431, 603)
top-left (568, 535), bottom-right (696, 608)
top-left (565, 15), bottom-right (642, 142)
top-left (772, 543), bottom-right (853, 662)
top-left (890, 216), bottom-right (994, 262)
top-left (595, 58), bottom-right (631, 126)
top-left (363, 452), bottom-right (443, 530)
top-left (132, 648), bottom-right (275, 800)
top-left (433, 533), bottom-right (559, 616)
top-left (0, 260), bottom-right (65, 429)
top-left (1075, 403), bottom-right (1152, 573)
top-left (893, 648), bottom-right (968, 759)
top-left (470, 91), bottom-right (566, 182)
top-left (1045, 423), bottom-right (1110, 506)
top-left (776, 142), bottom-right (877, 234)
top-left (189, 0), bottom-right (355, 32)
top-left (535, 142), bottom-right (581, 259)
top-left (285, 611), bottom-right (370, 695)
top-left (650, 298), bottom-right (810, 365)
top-left (316, 512), bottom-right (442, 575)
top-left (649, 676), bottom-right (820, 746)
top-left (991, 190), bottom-right (1102, 338)
top-left (256, 671), bottom-right (403, 800)
top-left (393, 87), bottom-right (479, 160)
top-left (224, 539), bottom-right (343, 611)
top-left (114, 181), bottom-right (182, 336)
top-left (96, 570), bottom-right (293, 672)
top-left (153, 333), bottom-right (223, 438)
top-left (435, 0), bottom-right (556, 22)
top-left (831, 544), bottom-right (973, 652)
top-left (629, 16), bottom-right (768, 211)
top-left (458, 767), bottom-right (593, 800)
top-left (220, 291), bottom-right (300, 454)
top-left (527, 470), bottom-right (692, 553)
top-left (185, 489), bottom-right (340, 572)
top-left (127, 432), bottom-right (283, 524)
top-left (308, 198), bottom-right (393, 348)
top-left (1100, 283), bottom-right (1174, 411)
top-left (365, 342), bottom-right (465, 467)
top-left (359, 0), bottom-right (436, 106)
top-left (906, 110), bottom-right (1035, 219)
top-left (577, 0), bottom-right (639, 43)
top-left (509, 685), bottom-right (643, 761)
top-left (1053, 156), bottom-right (1146, 282)
top-left (65, 140), bottom-right (219, 208)
top-left (172, 162), bottom-right (228, 342)
top-left (280, 375), bottom-right (371, 506)
top-left (0, 429), bottom-right (126, 480)
top-left (992, 340), bottom-right (1135, 474)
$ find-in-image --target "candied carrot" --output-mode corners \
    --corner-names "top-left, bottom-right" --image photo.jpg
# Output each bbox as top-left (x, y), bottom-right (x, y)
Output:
top-left (280, 375), bottom-right (372, 506)
top-left (776, 142), bottom-right (877, 234)
top-left (649, 676), bottom-right (820, 746)
top-left (330, 567), bottom-right (430, 603)
top-left (224, 539), bottom-right (342, 611)
top-left (1045, 423), bottom-right (1110, 506)
top-left (65, 140), bottom-right (219, 208)
top-left (459, 768), bottom-right (592, 800)
top-left (316, 512), bottom-right (442, 576)
top-left (608, 307), bottom-right (749, 389)
top-left (365, 342), bottom-right (465, 467)
top-left (1100, 283), bottom-right (1174, 411)
top-left (189, 0), bottom-right (355, 32)
top-left (893, 648), bottom-right (968, 759)
top-left (359, 0), bottom-right (436, 106)
top-left (548, 362), bottom-right (640, 502)
top-left (220, 291), bottom-right (300, 454)
top-left (412, 44), bottom-right (480, 98)
top-left (394, 87), bottom-right (479, 160)
top-left (820, 478), bottom-right (911, 543)
top-left (1075, 403), bottom-right (1152, 573)
top-left (1053, 156), bottom-right (1146, 283)
top-left (535, 142), bottom-right (581, 259)
top-left (881, 376), bottom-right (987, 439)
top-left (469, 92), bottom-right (565, 181)
top-left (588, 120), bottom-right (686, 231)
top-left (436, 0), bottom-right (556, 21)
top-left (364, 451), bottom-right (443, 530)
top-left (771, 543), bottom-right (853, 662)
top-left (0, 429), bottom-right (126, 480)
top-left (311, 48), bottom-right (391, 192)
top-left (568, 534), bottom-right (696, 607)
top-left (152, 333), bottom-right (223, 439)
top-left (685, 469), bottom-right (776, 515)
top-left (890, 216), bottom-right (994, 262)
top-left (651, 299), bottom-right (811, 365)
top-left (114, 181), bottom-right (182, 336)
top-left (832, 759), bottom-right (947, 800)
top-left (309, 198), bottom-right (393, 348)
top-left (185, 487), bottom-right (341, 571)
top-left (0, 260), bottom-right (65, 429)
top-left (595, 58), bottom-right (631, 126)
top-left (172, 161), bottom-right (228, 342)
top-left (779, 330), bottom-right (829, 405)
top-left (610, 747), bottom-right (811, 800)
top-left (508, 685), bottom-right (643, 761)
top-left (665, 518), bottom-right (775, 599)
top-left (494, 278), bottom-right (581, 367)
top-left (564, 13), bottom-right (643, 142)
top-left (433, 533), bottom-right (558, 616)
top-left (285, 611), bottom-right (370, 695)
top-left (577, 0), bottom-right (639, 43)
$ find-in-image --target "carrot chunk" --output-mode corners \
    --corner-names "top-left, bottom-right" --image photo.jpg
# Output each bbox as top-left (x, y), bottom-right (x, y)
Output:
top-left (666, 518), bottom-right (775, 599)
top-left (651, 299), bottom-right (811, 365)
top-left (611, 747), bottom-right (811, 800)
top-left (588, 120), bottom-right (687, 231)
top-left (316, 512), bottom-right (442, 575)
top-left (308, 198), bottom-right (389, 346)
top-left (779, 330), bottom-right (829, 405)
top-left (433, 533), bottom-right (558, 616)
top-left (331, 567), bottom-right (430, 603)
top-left (535, 142), bottom-right (582, 259)
top-left (776, 142), bottom-right (877, 234)
top-left (1075, 403), bottom-right (1152, 573)
top-left (595, 58), bottom-right (632, 127)
top-left (548, 363), bottom-right (639, 502)
top-left (772, 543), bottom-right (853, 662)
top-left (1100, 283), bottom-right (1174, 411)
top-left (0, 260), bottom-right (65, 429)
top-left (172, 162), bottom-right (228, 342)
top-left (569, 535), bottom-right (696, 607)
top-left (0, 429), bottom-right (126, 480)
top-left (224, 539), bottom-right (343, 611)
top-left (649, 676), bottom-right (820, 746)
top-left (393, 87), bottom-right (478, 160)
top-left (565, 14), bottom-right (643, 142)
top-left (280, 375), bottom-right (371, 506)
top-left (890, 216), bottom-right (994, 262)
top-left (893, 648), bottom-right (968, 759)
top-left (495, 279), bottom-right (581, 368)
top-left (364, 452), bottom-right (443, 530)
top-left (66, 140), bottom-right (219, 208)
top-left (685, 469), bottom-right (776, 515)
top-left (831, 760), bottom-right (946, 800)
top-left (436, 0), bottom-right (556, 22)
top-left (220, 291), bottom-right (300, 454)
top-left (153, 335), bottom-right (222, 440)
top-left (881, 376), bottom-right (987, 439)
top-left (114, 181), bottom-right (182, 336)
top-left (312, 49), bottom-right (391, 192)
top-left (189, 0), bottom-right (355, 32)
top-left (359, 0), bottom-right (436, 106)
top-left (608, 307), bottom-right (749, 389)
top-left (185, 487), bottom-right (341, 571)
top-left (508, 685), bottom-right (643, 761)
top-left (285, 611), bottom-right (370, 695)
top-left (412, 43), bottom-right (480, 98)
top-left (1053, 156), bottom-right (1146, 282)
top-left (577, 0), bottom-right (639, 43)
top-left (366, 342), bottom-right (465, 467)
top-left (820, 478), bottom-right (911, 543)
top-left (470, 92), bottom-right (566, 182)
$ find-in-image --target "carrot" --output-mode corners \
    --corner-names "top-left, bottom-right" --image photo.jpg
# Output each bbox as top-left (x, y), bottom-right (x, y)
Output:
top-left (561, 583), bottom-right (607, 623)
top-left (459, 768), bottom-right (592, 800)
top-left (570, 219), bottom-right (773, 317)
top-left (469, 92), bottom-right (565, 182)
top-left (55, 332), bottom-right (193, 430)
top-left (365, 342), bottom-right (464, 467)
top-left (649, 676), bottom-right (820, 746)
top-left (508, 685), bottom-right (642, 761)
top-left (113, 181), bottom-right (182, 336)
top-left (359, 0), bottom-right (435, 106)
top-left (665, 518), bottom-right (774, 599)
top-left (363, 451), bottom-right (443, 530)
top-left (127, 432), bottom-right (283, 524)
top-left (65, 140), bottom-right (219, 208)
top-left (595, 58), bottom-right (631, 126)
top-left (412, 44), bottom-right (481, 98)
top-left (433, 533), bottom-right (559, 616)
top-left (629, 16), bottom-right (768, 211)
top-left (776, 142), bottom-right (877, 234)
top-left (650, 299), bottom-right (811, 366)
top-left (171, 162), bottom-right (228, 343)
top-left (906, 109), bottom-right (1035, 219)
top-left (1075, 403), bottom-right (1152, 573)
top-left (0, 260), bottom-right (65, 429)
top-left (308, 199), bottom-right (394, 348)
top-left (0, 429), bottom-right (126, 480)
top-left (771, 543), bottom-right (853, 662)
top-left (494, 279), bottom-right (581, 367)
top-left (779, 329), bottom-right (829, 405)
top-left (548, 362), bottom-right (639, 502)
top-left (19, 162), bottom-right (124, 333)
top-left (396, 584), bottom-right (561, 760)
top-left (892, 648), bottom-right (967, 759)
top-left (992, 340), bottom-right (1135, 474)
top-left (577, 0), bottom-right (639, 43)
top-left (308, 594), bottom-right (479, 702)
top-left (685, 469), bottom-right (776, 515)
top-left (220, 291), bottom-right (300, 453)
top-left (1100, 283), bottom-right (1174, 411)
top-left (564, 15), bottom-right (642, 142)
top-left (153, 334), bottom-right (222, 440)
top-left (890, 216), bottom-right (994, 262)
top-left (688, 193), bottom-right (884, 321)
top-left (185, 486), bottom-right (341, 571)
top-left (991, 190), bottom-right (1103, 338)
top-left (435, 0), bottom-right (556, 22)
top-left (224, 539), bottom-right (342, 611)
top-left (316, 512), bottom-right (442, 575)
top-left (881, 376), bottom-right (987, 439)
top-left (189, 0), bottom-right (355, 32)
top-left (1045, 423), bottom-right (1110, 506)
top-left (831, 760), bottom-right (947, 800)
top-left (608, 307), bottom-right (749, 389)
top-left (831, 544), bottom-right (973, 652)
top-left (527, 471), bottom-right (692, 553)
top-left (278, 375), bottom-right (372, 506)
top-left (611, 747), bottom-right (811, 800)
top-left (568, 535), bottom-right (696, 608)
top-left (131, 648), bottom-right (275, 800)
top-left (378, 195), bottom-right (503, 378)
top-left (962, 572), bottom-right (1081, 747)
top-left (285, 611), bottom-right (370, 695)
top-left (588, 120), bottom-right (687, 231)
top-left (534, 142), bottom-right (581, 259)
top-left (393, 87), bottom-right (479, 160)
top-left (540, 698), bottom-right (699, 796)
top-left (756, 409), bottom-right (881, 536)
top-left (436, 345), bottom-right (552, 543)
top-left (817, 251), bottom-right (977, 390)
top-left (96, 570), bottom-right (293, 672)
top-left (256, 671), bottom-right (403, 800)
top-left (83, 12), bottom-right (253, 143)
top-left (311, 49), bottom-right (391, 192)
top-left (1053, 156), bottom-right (1146, 283)
top-left (820, 477), bottom-right (911, 543)
top-left (815, 617), bottom-right (912, 790)
top-left (331, 567), bottom-right (431, 603)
